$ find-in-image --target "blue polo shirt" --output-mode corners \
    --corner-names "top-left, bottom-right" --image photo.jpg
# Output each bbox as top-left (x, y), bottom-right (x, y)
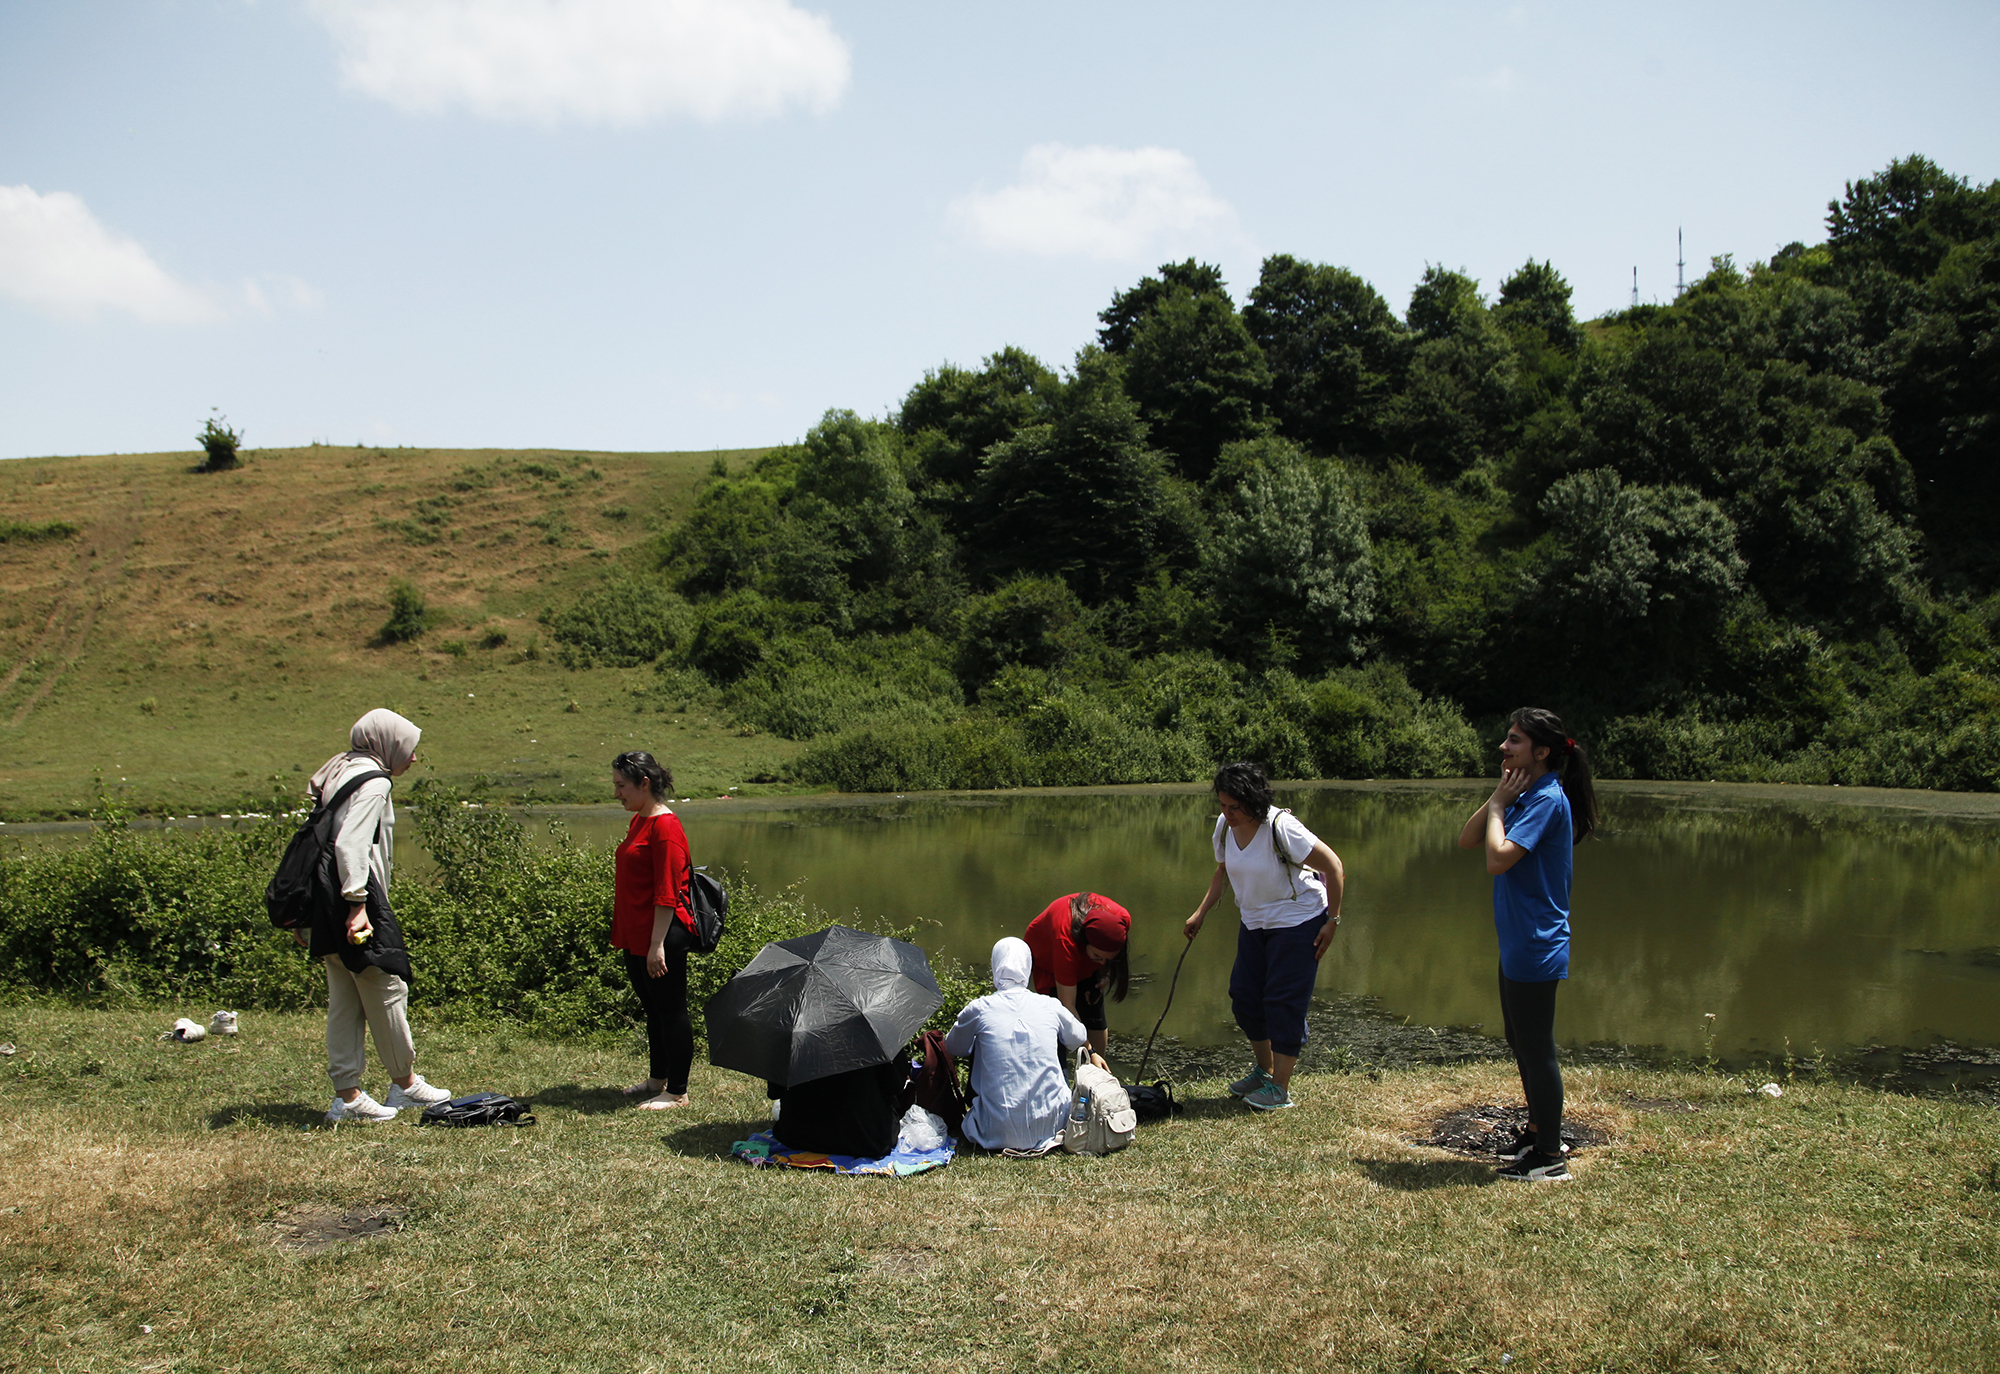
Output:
top-left (1492, 771), bottom-right (1573, 982)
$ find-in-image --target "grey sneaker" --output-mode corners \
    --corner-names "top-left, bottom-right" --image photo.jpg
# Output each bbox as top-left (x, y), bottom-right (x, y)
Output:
top-left (385, 1076), bottom-right (451, 1109)
top-left (326, 1091), bottom-right (397, 1124)
top-left (1242, 1081), bottom-right (1294, 1112)
top-left (1228, 1065), bottom-right (1271, 1098)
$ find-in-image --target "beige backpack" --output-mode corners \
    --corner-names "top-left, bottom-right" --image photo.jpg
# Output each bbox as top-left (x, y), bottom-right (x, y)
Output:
top-left (1061, 1048), bottom-right (1138, 1155)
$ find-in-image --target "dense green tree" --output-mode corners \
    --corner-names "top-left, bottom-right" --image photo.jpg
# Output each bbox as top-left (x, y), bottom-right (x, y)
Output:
top-left (898, 347), bottom-right (1062, 527)
top-left (1097, 259), bottom-right (1230, 354)
top-left (1385, 269), bottom-right (1519, 477)
top-left (968, 354), bottom-right (1190, 602)
top-left (1205, 440), bottom-right (1376, 668)
top-left (1243, 254), bottom-right (1406, 461)
top-left (1496, 260), bottom-right (1583, 354)
top-left (1120, 286), bottom-right (1272, 483)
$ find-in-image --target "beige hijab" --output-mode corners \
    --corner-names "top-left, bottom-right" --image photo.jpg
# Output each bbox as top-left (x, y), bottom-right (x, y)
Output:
top-left (309, 708), bottom-right (421, 797)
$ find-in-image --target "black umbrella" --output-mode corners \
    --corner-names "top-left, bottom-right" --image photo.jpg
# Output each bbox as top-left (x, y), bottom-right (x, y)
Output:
top-left (704, 924), bottom-right (944, 1088)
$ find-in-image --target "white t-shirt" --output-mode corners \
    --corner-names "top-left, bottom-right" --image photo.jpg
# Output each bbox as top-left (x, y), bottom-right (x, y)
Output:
top-left (1212, 809), bottom-right (1329, 930)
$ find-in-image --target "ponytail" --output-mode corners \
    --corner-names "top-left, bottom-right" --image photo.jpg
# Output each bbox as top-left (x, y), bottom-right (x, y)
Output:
top-left (1508, 707), bottom-right (1598, 845)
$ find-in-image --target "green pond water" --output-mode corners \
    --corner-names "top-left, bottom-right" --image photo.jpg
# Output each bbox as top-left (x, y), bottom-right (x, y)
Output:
top-left (511, 779), bottom-right (2000, 1062)
top-left (13, 779), bottom-right (2000, 1064)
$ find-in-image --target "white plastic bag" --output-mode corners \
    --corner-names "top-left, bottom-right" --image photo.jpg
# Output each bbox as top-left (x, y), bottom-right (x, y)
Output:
top-left (897, 1104), bottom-right (948, 1152)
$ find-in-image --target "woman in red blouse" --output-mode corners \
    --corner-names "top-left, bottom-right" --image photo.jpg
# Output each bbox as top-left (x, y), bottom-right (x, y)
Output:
top-left (610, 751), bottom-right (694, 1109)
top-left (1023, 893), bottom-right (1131, 1056)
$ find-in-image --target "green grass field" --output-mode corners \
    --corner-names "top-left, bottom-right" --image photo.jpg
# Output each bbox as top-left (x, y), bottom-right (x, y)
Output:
top-left (3, 1004), bottom-right (1996, 1372)
top-left (0, 444), bottom-right (796, 819)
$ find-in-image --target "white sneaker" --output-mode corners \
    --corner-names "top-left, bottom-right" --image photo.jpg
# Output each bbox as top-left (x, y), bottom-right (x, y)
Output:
top-left (385, 1076), bottom-right (451, 1109)
top-left (208, 1010), bottom-right (239, 1036)
top-left (326, 1091), bottom-right (397, 1124)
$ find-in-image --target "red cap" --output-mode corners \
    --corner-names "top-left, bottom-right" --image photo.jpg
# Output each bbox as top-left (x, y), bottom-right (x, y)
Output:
top-left (1080, 897), bottom-right (1130, 954)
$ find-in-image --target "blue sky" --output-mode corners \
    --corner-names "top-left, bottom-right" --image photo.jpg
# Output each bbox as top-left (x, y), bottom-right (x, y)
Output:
top-left (3, 0), bottom-right (1997, 459)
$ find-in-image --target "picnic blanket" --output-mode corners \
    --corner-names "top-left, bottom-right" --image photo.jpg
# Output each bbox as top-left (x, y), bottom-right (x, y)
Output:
top-left (730, 1130), bottom-right (954, 1176)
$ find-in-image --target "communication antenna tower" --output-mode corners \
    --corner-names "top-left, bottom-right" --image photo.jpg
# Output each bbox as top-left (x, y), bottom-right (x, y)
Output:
top-left (1676, 227), bottom-right (1686, 299)
top-left (1631, 267), bottom-right (1638, 309)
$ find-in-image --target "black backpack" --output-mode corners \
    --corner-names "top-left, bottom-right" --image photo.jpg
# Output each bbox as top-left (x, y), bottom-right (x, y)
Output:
top-left (1123, 1079), bottom-right (1180, 1123)
top-left (685, 866), bottom-right (728, 954)
top-left (265, 770), bottom-right (390, 931)
top-left (418, 1092), bottom-right (536, 1127)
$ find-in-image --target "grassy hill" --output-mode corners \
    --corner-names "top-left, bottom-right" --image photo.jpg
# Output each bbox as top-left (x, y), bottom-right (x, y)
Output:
top-left (0, 443), bottom-right (795, 820)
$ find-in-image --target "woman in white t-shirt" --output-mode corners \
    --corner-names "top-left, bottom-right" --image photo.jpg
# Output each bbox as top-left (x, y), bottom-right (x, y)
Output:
top-left (1183, 761), bottom-right (1345, 1111)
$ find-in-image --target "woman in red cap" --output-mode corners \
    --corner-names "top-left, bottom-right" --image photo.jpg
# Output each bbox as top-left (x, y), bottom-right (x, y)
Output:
top-left (1022, 892), bottom-right (1131, 1056)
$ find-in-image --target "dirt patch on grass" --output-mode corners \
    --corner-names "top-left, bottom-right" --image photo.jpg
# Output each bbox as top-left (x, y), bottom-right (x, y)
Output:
top-left (268, 1202), bottom-right (404, 1253)
top-left (1413, 1102), bottom-right (1612, 1157)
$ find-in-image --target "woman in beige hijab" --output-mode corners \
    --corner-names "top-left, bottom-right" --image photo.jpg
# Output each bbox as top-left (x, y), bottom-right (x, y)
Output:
top-left (304, 708), bottom-right (452, 1124)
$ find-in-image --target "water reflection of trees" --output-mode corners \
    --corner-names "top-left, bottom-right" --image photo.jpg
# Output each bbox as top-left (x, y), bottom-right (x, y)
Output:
top-left (535, 786), bottom-right (2000, 1056)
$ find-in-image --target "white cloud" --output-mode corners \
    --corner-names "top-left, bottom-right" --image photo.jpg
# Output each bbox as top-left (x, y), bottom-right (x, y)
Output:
top-left (311, 0), bottom-right (851, 125)
top-left (0, 185), bottom-right (223, 324)
top-left (948, 144), bottom-right (1238, 261)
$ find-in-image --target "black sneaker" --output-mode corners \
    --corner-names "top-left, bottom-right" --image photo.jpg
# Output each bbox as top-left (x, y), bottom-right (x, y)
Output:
top-left (1496, 1150), bottom-right (1570, 1183)
top-left (1502, 1129), bottom-right (1572, 1163)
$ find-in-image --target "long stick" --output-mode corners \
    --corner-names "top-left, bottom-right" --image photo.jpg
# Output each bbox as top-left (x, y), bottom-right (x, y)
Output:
top-left (1133, 931), bottom-right (1196, 1082)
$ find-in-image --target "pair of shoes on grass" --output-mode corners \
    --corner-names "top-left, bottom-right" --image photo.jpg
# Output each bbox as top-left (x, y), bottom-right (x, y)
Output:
top-left (325, 1074), bottom-right (452, 1124)
top-left (1229, 1065), bottom-right (1294, 1112)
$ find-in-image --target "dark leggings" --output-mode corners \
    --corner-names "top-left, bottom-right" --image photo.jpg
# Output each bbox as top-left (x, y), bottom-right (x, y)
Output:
top-left (624, 949), bottom-right (693, 1095)
top-left (1497, 967), bottom-right (1563, 1156)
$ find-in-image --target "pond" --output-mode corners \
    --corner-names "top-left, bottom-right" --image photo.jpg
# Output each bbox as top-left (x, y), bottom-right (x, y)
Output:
top-left (519, 779), bottom-right (2000, 1064)
top-left (12, 779), bottom-right (2000, 1067)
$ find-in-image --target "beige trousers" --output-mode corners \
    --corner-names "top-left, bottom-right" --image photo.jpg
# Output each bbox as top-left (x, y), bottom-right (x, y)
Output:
top-left (324, 956), bottom-right (414, 1092)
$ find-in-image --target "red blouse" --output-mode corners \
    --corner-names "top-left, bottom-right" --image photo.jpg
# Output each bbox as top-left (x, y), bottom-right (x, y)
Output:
top-left (612, 810), bottom-right (691, 956)
top-left (1023, 894), bottom-right (1128, 993)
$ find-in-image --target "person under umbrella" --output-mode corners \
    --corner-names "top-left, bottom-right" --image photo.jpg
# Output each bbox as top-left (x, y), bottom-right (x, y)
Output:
top-left (706, 925), bottom-right (943, 1157)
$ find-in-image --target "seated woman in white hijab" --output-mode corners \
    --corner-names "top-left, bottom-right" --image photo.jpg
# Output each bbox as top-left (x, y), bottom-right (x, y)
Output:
top-left (944, 937), bottom-right (1096, 1153)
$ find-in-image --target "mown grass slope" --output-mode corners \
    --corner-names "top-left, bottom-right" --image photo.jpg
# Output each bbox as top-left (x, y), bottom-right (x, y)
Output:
top-left (0, 444), bottom-right (794, 819)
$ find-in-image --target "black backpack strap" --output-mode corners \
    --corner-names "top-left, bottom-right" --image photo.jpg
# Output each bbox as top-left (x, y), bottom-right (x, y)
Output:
top-left (313, 769), bottom-right (391, 822)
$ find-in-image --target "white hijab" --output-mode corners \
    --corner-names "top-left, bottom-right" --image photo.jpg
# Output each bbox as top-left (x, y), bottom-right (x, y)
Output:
top-left (309, 708), bottom-right (421, 797)
top-left (990, 937), bottom-right (1033, 992)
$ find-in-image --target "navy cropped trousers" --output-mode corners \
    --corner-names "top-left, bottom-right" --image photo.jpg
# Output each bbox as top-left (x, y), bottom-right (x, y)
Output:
top-left (1228, 913), bottom-right (1328, 1058)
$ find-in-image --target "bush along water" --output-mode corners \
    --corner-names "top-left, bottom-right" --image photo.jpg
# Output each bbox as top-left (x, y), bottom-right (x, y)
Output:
top-left (543, 159), bottom-right (2000, 794)
top-left (0, 789), bottom-right (983, 1043)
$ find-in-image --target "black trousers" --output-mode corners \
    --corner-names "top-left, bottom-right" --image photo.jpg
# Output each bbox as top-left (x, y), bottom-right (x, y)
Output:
top-left (624, 948), bottom-right (693, 1095)
top-left (1498, 966), bottom-right (1563, 1157)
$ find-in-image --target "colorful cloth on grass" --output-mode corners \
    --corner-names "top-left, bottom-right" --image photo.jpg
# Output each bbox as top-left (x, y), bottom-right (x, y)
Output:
top-left (729, 1130), bottom-right (954, 1176)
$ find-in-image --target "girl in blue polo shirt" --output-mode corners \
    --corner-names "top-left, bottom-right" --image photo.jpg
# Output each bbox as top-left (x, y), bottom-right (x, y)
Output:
top-left (1457, 707), bottom-right (1597, 1181)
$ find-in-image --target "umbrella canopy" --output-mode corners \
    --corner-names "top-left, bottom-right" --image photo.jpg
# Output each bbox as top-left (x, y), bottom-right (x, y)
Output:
top-left (704, 925), bottom-right (944, 1088)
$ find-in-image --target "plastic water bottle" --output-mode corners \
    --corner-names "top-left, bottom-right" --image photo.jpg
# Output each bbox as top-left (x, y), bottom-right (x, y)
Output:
top-left (1069, 1089), bottom-right (1089, 1125)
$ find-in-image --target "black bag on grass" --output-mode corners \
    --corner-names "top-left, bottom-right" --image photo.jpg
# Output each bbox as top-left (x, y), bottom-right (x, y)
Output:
top-left (419, 1093), bottom-right (536, 1127)
top-left (1123, 1079), bottom-right (1180, 1123)
top-left (265, 770), bottom-right (390, 931)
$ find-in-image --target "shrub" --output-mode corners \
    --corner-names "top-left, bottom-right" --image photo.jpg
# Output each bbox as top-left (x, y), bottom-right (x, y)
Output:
top-left (197, 411), bottom-right (242, 471)
top-left (0, 519), bottom-right (79, 545)
top-left (380, 581), bottom-right (429, 643)
top-left (542, 577), bottom-right (694, 668)
top-left (791, 717), bottom-right (1036, 792)
top-left (0, 794), bottom-right (982, 1044)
